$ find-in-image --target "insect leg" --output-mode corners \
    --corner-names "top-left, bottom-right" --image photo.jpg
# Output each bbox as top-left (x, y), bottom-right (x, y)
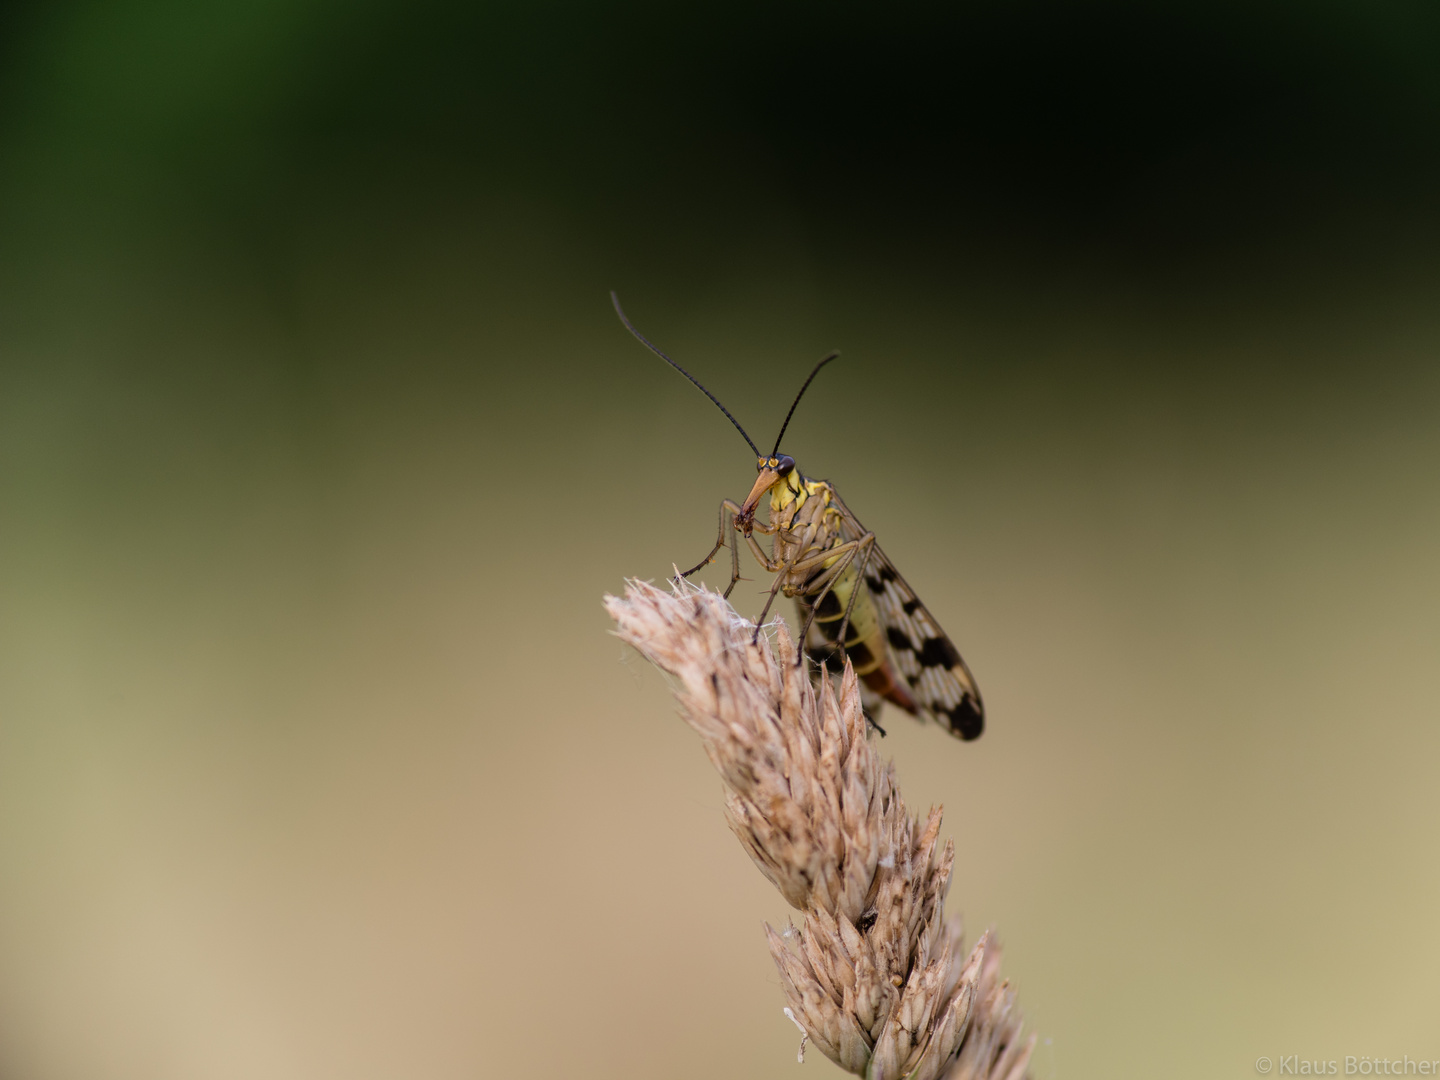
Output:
top-left (832, 534), bottom-right (876, 655)
top-left (751, 567), bottom-right (791, 644)
top-left (783, 536), bottom-right (864, 576)
top-left (742, 532), bottom-right (783, 571)
top-left (837, 536), bottom-right (892, 738)
top-left (722, 502), bottom-right (743, 599)
top-left (809, 536), bottom-right (888, 736)
top-left (794, 547), bottom-right (859, 668)
top-left (749, 537), bottom-right (807, 643)
top-left (679, 499), bottom-right (744, 580)
top-left (753, 536), bottom-right (863, 647)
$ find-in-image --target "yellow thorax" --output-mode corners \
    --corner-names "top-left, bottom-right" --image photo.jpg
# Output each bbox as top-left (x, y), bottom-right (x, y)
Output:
top-left (769, 473), bottom-right (825, 517)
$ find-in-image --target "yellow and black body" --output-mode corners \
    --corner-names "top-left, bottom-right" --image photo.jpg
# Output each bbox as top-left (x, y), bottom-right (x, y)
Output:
top-left (613, 294), bottom-right (984, 741)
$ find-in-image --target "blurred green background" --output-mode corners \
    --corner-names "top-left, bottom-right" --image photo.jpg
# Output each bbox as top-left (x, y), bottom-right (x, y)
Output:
top-left (2, 2), bottom-right (1438, 1077)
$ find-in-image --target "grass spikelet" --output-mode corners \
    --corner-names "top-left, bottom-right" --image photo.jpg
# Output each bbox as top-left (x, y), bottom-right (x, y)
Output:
top-left (605, 579), bottom-right (1036, 1079)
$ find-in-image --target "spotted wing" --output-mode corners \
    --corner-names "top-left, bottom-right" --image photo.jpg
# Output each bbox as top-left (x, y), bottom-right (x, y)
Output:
top-left (831, 491), bottom-right (985, 741)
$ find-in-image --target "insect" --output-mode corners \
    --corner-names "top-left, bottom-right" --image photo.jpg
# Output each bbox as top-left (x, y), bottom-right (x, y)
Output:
top-left (612, 292), bottom-right (984, 741)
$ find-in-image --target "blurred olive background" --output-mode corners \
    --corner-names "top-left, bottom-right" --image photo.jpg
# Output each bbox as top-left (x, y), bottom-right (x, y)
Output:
top-left (2, 2), bottom-right (1439, 1078)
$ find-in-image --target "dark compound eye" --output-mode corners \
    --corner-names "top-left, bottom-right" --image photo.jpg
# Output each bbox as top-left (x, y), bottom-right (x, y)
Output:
top-left (775, 455), bottom-right (795, 474)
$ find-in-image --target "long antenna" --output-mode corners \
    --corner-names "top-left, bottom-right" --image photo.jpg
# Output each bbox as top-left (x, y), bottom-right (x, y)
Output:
top-left (611, 292), bottom-right (760, 456)
top-left (771, 351), bottom-right (839, 455)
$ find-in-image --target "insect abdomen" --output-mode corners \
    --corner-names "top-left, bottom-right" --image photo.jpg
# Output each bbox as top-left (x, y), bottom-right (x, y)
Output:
top-left (806, 565), bottom-right (918, 713)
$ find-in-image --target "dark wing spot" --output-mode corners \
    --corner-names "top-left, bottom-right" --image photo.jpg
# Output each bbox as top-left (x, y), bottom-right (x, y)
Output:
top-left (866, 575), bottom-right (886, 595)
top-left (902, 598), bottom-right (920, 615)
top-left (815, 590), bottom-right (843, 619)
top-left (945, 698), bottom-right (985, 741)
top-left (886, 627), bottom-right (914, 653)
top-left (877, 564), bottom-right (897, 583)
top-left (917, 636), bottom-right (962, 668)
